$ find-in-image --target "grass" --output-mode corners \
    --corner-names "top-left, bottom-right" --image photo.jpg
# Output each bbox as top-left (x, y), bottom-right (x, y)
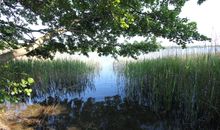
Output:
top-left (119, 54), bottom-right (220, 123)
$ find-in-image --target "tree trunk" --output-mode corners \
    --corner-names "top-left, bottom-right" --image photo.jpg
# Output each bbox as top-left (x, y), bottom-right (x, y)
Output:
top-left (0, 28), bottom-right (65, 64)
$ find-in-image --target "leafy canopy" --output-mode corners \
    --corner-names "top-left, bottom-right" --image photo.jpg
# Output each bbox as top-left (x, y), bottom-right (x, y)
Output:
top-left (0, 0), bottom-right (209, 58)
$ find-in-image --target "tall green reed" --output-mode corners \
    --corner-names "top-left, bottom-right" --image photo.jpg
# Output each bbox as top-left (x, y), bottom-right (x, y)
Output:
top-left (7, 59), bottom-right (97, 93)
top-left (120, 54), bottom-right (220, 123)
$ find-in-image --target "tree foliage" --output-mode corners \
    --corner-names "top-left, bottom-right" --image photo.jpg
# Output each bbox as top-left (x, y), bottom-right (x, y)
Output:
top-left (0, 0), bottom-right (209, 59)
top-left (0, 63), bottom-right (34, 103)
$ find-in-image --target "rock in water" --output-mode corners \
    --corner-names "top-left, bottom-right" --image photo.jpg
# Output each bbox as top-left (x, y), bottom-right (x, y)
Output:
top-left (0, 120), bottom-right (10, 130)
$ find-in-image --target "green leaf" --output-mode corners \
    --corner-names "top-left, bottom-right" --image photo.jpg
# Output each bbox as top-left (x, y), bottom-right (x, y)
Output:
top-left (24, 88), bottom-right (32, 96)
top-left (27, 78), bottom-right (35, 84)
top-left (11, 91), bottom-right (15, 95)
top-left (21, 79), bottom-right (27, 84)
top-left (20, 83), bottom-right (27, 88)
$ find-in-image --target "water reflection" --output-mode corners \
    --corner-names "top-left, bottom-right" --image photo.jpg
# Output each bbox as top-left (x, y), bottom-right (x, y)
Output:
top-left (30, 74), bottom-right (95, 103)
top-left (23, 61), bottom-right (99, 103)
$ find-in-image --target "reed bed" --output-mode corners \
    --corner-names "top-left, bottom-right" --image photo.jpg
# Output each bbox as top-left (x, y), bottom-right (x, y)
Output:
top-left (6, 59), bottom-right (97, 95)
top-left (120, 54), bottom-right (220, 123)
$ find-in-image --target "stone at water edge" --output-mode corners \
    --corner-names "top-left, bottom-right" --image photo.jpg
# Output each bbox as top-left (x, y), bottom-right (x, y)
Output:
top-left (0, 119), bottom-right (10, 130)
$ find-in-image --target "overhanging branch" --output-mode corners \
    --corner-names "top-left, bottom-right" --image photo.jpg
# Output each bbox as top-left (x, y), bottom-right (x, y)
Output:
top-left (0, 19), bottom-right (81, 63)
top-left (0, 28), bottom-right (66, 63)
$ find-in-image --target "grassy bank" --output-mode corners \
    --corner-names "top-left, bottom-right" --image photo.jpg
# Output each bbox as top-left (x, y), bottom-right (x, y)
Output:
top-left (120, 54), bottom-right (220, 124)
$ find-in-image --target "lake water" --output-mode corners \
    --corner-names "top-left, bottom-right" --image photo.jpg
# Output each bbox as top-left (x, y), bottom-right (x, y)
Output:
top-left (0, 46), bottom-right (219, 130)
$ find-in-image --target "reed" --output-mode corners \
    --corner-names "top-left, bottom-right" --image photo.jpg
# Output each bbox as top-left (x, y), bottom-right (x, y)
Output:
top-left (6, 59), bottom-right (97, 95)
top-left (120, 54), bottom-right (220, 122)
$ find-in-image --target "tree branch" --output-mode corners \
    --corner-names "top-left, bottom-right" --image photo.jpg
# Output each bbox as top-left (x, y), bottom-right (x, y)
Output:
top-left (0, 28), bottom-right (65, 63)
top-left (0, 19), bottom-right (82, 63)
top-left (0, 20), bottom-right (50, 33)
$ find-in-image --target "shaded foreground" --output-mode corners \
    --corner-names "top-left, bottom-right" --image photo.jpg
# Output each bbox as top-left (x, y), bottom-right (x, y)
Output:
top-left (0, 95), bottom-right (202, 130)
top-left (1, 95), bottom-right (219, 130)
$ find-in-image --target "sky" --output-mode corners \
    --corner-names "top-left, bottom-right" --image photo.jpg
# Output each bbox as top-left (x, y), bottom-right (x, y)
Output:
top-left (118, 0), bottom-right (220, 46)
top-left (180, 0), bottom-right (220, 44)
